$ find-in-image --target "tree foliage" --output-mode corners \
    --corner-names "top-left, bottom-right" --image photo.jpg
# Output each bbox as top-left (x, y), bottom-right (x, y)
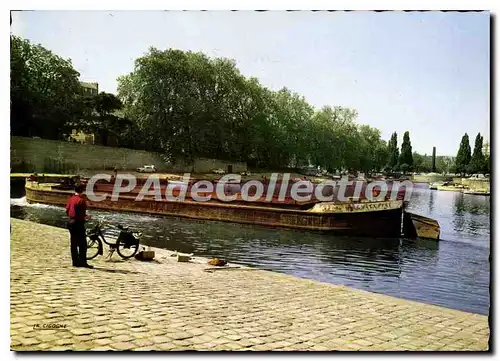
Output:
top-left (117, 47), bottom-right (390, 171)
top-left (399, 131), bottom-right (413, 171)
top-left (455, 133), bottom-right (472, 175)
top-left (436, 156), bottom-right (455, 175)
top-left (356, 125), bottom-right (388, 173)
top-left (10, 35), bottom-right (83, 139)
top-left (75, 92), bottom-right (126, 146)
top-left (408, 152), bottom-right (456, 174)
top-left (470, 133), bottom-right (485, 174)
top-left (387, 132), bottom-right (399, 171)
top-left (483, 155), bottom-right (490, 174)
top-left (412, 152), bottom-right (428, 173)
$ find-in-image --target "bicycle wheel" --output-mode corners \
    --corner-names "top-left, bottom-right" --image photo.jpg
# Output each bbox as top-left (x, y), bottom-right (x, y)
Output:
top-left (86, 236), bottom-right (101, 260)
top-left (116, 238), bottom-right (139, 259)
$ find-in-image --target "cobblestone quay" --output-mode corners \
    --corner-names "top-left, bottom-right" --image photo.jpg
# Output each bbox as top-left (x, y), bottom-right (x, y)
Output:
top-left (10, 218), bottom-right (490, 351)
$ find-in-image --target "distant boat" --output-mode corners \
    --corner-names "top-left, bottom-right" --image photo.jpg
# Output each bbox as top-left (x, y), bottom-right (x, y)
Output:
top-left (463, 189), bottom-right (490, 196)
top-left (429, 182), bottom-right (444, 190)
top-left (403, 212), bottom-right (440, 241)
top-left (431, 181), bottom-right (464, 192)
top-left (436, 185), bottom-right (464, 192)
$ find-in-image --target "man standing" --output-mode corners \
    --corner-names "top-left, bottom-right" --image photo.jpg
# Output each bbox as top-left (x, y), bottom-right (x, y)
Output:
top-left (66, 183), bottom-right (93, 268)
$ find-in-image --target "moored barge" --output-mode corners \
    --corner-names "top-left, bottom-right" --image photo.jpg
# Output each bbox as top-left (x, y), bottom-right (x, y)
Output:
top-left (24, 178), bottom-right (440, 240)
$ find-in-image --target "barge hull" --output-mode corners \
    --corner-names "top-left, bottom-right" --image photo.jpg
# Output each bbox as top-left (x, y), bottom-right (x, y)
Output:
top-left (25, 186), bottom-right (404, 238)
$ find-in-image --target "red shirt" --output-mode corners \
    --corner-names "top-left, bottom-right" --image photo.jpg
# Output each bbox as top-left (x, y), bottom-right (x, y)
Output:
top-left (66, 194), bottom-right (87, 221)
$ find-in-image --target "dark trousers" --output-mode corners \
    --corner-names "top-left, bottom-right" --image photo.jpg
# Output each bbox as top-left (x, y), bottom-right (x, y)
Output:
top-left (67, 220), bottom-right (87, 266)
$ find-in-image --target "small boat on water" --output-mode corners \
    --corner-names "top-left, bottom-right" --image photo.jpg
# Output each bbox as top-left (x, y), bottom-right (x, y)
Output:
top-left (403, 212), bottom-right (440, 240)
top-left (463, 189), bottom-right (490, 196)
top-left (432, 181), bottom-right (464, 192)
top-left (23, 175), bottom-right (440, 240)
top-left (429, 182), bottom-right (444, 190)
top-left (436, 185), bottom-right (464, 192)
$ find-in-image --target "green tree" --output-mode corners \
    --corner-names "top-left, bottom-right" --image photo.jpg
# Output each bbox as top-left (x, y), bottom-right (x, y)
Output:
top-left (117, 46), bottom-right (364, 169)
top-left (399, 131), bottom-right (413, 172)
top-left (71, 92), bottom-right (127, 147)
top-left (470, 133), bottom-right (485, 174)
top-left (455, 133), bottom-right (472, 175)
top-left (373, 140), bottom-right (389, 173)
top-left (91, 92), bottom-right (124, 146)
top-left (387, 132), bottom-right (399, 171)
top-left (357, 125), bottom-right (387, 173)
top-left (483, 155), bottom-right (490, 174)
top-left (10, 35), bottom-right (83, 139)
top-left (422, 154), bottom-right (433, 173)
top-left (436, 156), bottom-right (455, 175)
top-left (413, 152), bottom-right (428, 172)
top-left (400, 163), bottom-right (410, 174)
top-left (270, 88), bottom-right (314, 168)
top-left (237, 77), bottom-right (277, 167)
top-left (118, 48), bottom-right (260, 162)
top-left (117, 45), bottom-right (405, 171)
top-left (309, 106), bottom-right (358, 172)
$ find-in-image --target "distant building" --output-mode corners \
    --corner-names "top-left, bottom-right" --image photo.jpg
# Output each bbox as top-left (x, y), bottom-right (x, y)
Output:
top-left (69, 81), bottom-right (117, 146)
top-left (69, 129), bottom-right (118, 147)
top-left (80, 81), bottom-right (99, 95)
top-left (69, 129), bottom-right (98, 145)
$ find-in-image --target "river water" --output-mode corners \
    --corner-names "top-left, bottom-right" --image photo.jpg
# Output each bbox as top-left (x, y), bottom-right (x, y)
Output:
top-left (10, 182), bottom-right (490, 315)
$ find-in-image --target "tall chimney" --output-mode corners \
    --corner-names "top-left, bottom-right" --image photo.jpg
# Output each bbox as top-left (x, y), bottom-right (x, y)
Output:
top-left (432, 147), bottom-right (436, 173)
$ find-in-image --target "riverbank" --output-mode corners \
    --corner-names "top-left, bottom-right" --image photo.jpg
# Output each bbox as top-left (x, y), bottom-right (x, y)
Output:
top-left (10, 218), bottom-right (489, 351)
top-left (10, 170), bottom-right (318, 184)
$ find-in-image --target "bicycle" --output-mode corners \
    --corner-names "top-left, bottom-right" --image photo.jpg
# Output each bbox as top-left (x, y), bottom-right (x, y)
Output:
top-left (86, 218), bottom-right (142, 260)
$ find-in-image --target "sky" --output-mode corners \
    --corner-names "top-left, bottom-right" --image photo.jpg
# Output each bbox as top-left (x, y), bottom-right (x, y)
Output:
top-left (10, 10), bottom-right (490, 156)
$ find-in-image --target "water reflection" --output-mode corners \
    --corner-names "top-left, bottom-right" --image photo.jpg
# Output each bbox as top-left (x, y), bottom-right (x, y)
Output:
top-left (452, 193), bottom-right (490, 240)
top-left (455, 192), bottom-right (490, 214)
top-left (429, 189), bottom-right (435, 213)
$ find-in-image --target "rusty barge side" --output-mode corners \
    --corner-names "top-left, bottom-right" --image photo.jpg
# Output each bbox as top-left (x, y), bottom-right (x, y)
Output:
top-left (25, 181), bottom-right (405, 238)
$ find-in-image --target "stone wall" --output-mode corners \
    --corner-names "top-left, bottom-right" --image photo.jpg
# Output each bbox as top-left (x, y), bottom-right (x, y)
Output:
top-left (10, 137), bottom-right (248, 174)
top-left (10, 136), bottom-right (167, 173)
top-left (169, 158), bottom-right (247, 173)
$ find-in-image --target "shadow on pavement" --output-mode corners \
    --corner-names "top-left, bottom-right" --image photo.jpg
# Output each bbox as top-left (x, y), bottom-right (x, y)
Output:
top-left (91, 267), bottom-right (143, 275)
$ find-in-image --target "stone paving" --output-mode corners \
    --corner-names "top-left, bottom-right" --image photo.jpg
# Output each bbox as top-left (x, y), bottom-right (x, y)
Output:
top-left (10, 218), bottom-right (490, 351)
